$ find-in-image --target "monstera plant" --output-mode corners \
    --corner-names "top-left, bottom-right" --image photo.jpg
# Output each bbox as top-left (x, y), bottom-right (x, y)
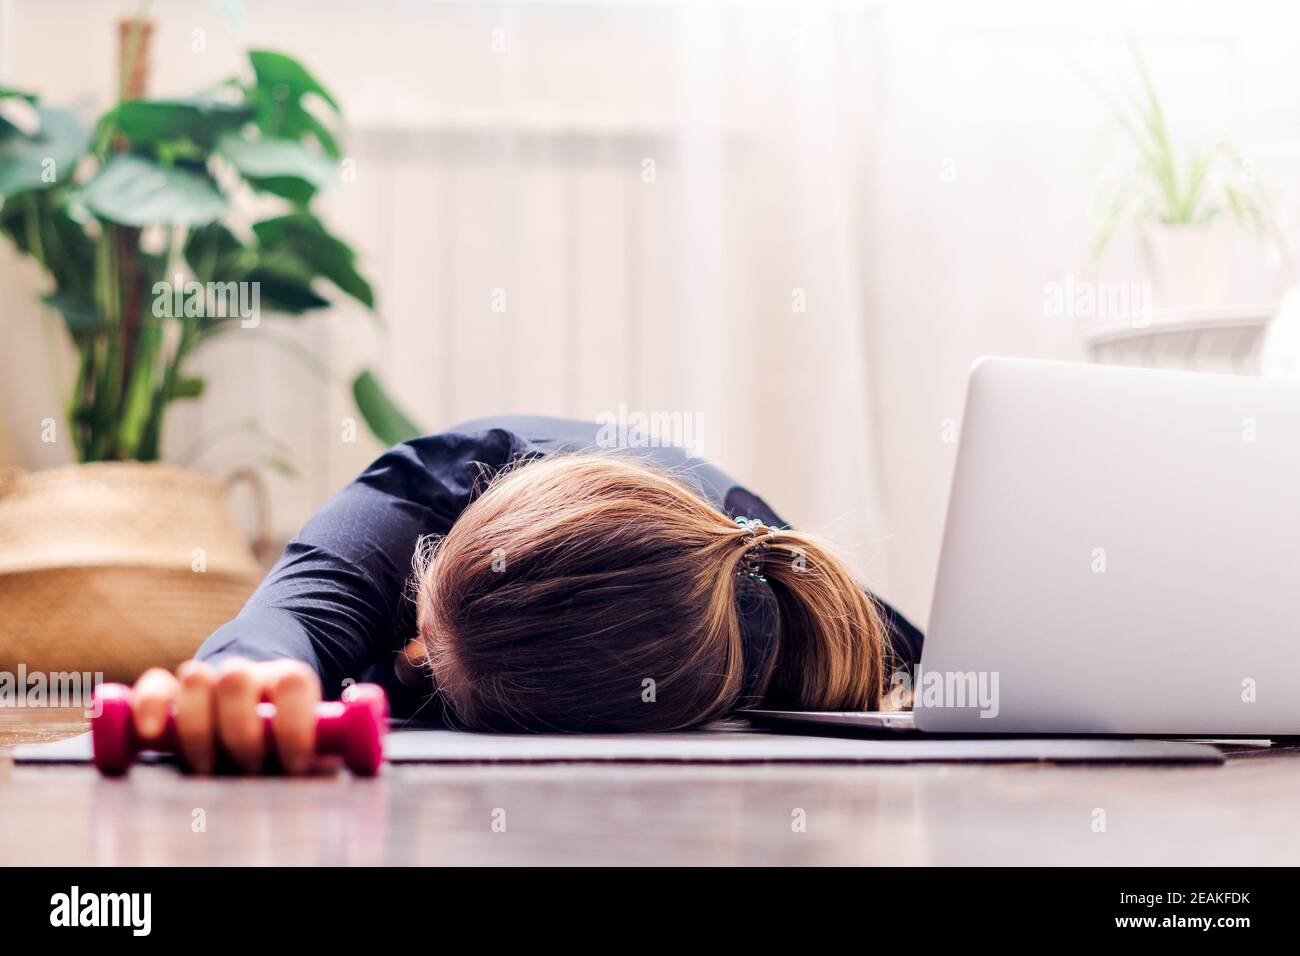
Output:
top-left (0, 42), bottom-right (412, 463)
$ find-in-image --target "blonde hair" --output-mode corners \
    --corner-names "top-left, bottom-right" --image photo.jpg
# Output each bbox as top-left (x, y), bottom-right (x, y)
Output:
top-left (414, 454), bottom-right (887, 732)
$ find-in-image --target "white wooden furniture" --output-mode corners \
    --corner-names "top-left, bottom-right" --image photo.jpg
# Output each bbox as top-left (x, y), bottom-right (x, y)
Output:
top-left (1085, 304), bottom-right (1277, 376)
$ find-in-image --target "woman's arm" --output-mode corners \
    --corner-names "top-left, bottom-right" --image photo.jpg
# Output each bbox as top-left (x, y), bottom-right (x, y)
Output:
top-left (195, 428), bottom-right (532, 698)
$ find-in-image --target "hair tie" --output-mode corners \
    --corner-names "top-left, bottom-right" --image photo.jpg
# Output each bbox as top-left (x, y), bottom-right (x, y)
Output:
top-left (734, 516), bottom-right (773, 581)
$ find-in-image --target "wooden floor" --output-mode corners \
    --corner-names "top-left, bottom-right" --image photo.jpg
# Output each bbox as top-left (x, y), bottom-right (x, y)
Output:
top-left (3, 708), bottom-right (1299, 865)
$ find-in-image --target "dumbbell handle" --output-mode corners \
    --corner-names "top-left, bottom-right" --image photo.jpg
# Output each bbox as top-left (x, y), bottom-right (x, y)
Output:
top-left (90, 681), bottom-right (388, 776)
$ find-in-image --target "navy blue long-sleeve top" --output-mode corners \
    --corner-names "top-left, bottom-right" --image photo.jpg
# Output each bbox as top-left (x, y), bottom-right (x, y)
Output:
top-left (197, 415), bottom-right (923, 718)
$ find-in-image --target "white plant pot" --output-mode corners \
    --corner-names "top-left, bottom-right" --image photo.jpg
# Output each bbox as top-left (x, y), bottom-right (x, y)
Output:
top-left (1140, 220), bottom-right (1235, 310)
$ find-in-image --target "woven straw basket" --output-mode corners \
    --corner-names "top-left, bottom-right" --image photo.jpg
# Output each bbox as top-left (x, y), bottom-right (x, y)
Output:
top-left (0, 463), bottom-right (264, 682)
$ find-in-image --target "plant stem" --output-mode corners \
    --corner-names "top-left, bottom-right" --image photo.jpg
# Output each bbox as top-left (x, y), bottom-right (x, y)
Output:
top-left (21, 196), bottom-right (74, 452)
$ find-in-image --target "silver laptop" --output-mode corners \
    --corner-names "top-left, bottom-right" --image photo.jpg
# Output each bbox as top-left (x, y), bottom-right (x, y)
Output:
top-left (749, 357), bottom-right (1300, 737)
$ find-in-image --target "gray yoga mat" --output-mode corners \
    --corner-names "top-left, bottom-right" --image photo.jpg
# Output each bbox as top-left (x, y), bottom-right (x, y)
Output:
top-left (12, 724), bottom-right (1225, 765)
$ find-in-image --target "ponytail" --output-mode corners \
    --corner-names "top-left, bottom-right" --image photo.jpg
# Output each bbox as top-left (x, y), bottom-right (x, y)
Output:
top-left (724, 520), bottom-right (887, 711)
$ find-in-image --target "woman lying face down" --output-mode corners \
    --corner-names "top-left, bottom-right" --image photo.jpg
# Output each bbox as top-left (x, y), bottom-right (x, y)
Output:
top-left (127, 417), bottom-right (921, 774)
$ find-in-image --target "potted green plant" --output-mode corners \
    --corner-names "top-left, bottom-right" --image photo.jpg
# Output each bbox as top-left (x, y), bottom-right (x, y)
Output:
top-left (0, 44), bottom-right (376, 460)
top-left (0, 22), bottom-right (395, 679)
top-left (1085, 45), bottom-right (1277, 309)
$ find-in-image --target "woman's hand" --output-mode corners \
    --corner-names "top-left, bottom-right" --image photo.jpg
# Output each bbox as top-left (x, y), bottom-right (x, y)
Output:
top-left (129, 658), bottom-right (322, 775)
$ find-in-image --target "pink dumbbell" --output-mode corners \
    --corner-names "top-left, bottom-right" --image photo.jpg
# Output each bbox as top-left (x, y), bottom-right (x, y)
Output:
top-left (89, 681), bottom-right (388, 776)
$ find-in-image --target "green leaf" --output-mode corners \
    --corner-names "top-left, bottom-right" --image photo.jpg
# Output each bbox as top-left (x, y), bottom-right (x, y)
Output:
top-left (216, 132), bottom-right (335, 202)
top-left (246, 50), bottom-right (342, 158)
top-left (253, 212), bottom-right (373, 307)
top-left (0, 107), bottom-right (88, 195)
top-left (168, 376), bottom-right (205, 399)
top-left (0, 189), bottom-right (79, 263)
top-left (0, 191), bottom-right (97, 316)
top-left (247, 251), bottom-right (331, 313)
top-left (42, 290), bottom-right (101, 337)
top-left (0, 95), bottom-right (38, 136)
top-left (351, 370), bottom-right (421, 446)
top-left (276, 106), bottom-right (341, 159)
top-left (249, 50), bottom-right (339, 112)
top-left (80, 153), bottom-right (227, 226)
top-left (0, 88), bottom-right (40, 140)
top-left (112, 98), bottom-right (253, 149)
top-left (0, 86), bottom-right (38, 104)
top-left (184, 220), bottom-right (249, 282)
top-left (245, 175), bottom-right (318, 204)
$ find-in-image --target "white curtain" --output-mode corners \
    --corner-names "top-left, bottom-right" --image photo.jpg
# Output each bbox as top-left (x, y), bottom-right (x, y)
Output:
top-left (9, 0), bottom-right (1299, 625)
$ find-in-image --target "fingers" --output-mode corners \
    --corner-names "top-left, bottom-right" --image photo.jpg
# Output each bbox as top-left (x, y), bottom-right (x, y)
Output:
top-left (215, 659), bottom-right (268, 774)
top-left (175, 660), bottom-right (218, 774)
top-left (264, 660), bottom-right (321, 775)
top-left (131, 667), bottom-right (180, 740)
top-left (134, 659), bottom-right (325, 776)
